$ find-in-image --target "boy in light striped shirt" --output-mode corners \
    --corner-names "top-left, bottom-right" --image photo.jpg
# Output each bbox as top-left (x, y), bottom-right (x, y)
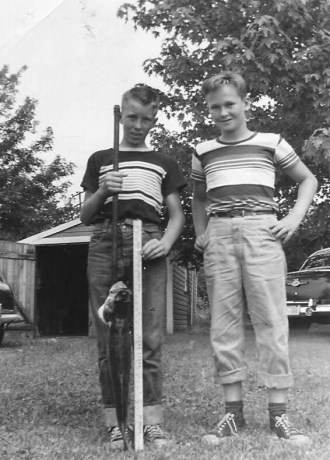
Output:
top-left (191, 71), bottom-right (317, 446)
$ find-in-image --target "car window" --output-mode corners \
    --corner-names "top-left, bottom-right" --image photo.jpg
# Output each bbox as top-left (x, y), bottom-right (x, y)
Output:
top-left (301, 253), bottom-right (330, 269)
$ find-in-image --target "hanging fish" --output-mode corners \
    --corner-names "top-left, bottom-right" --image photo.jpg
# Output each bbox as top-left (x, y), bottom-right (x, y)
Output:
top-left (98, 281), bottom-right (133, 450)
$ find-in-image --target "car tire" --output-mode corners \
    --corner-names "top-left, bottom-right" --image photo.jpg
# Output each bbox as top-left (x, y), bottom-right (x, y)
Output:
top-left (289, 317), bottom-right (312, 330)
top-left (0, 324), bottom-right (4, 346)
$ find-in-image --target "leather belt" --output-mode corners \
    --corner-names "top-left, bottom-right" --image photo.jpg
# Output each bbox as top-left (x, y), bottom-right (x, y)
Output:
top-left (209, 209), bottom-right (275, 218)
top-left (102, 218), bottom-right (137, 226)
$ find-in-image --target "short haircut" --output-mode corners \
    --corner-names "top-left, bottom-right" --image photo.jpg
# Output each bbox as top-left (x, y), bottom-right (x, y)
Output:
top-left (122, 84), bottom-right (160, 115)
top-left (202, 71), bottom-right (247, 99)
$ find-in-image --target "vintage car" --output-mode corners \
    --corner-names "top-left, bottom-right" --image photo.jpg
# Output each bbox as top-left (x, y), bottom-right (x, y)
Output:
top-left (286, 248), bottom-right (330, 325)
top-left (0, 274), bottom-right (24, 345)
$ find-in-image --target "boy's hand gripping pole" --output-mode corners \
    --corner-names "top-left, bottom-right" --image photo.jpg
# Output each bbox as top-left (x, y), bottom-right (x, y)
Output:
top-left (133, 219), bottom-right (144, 451)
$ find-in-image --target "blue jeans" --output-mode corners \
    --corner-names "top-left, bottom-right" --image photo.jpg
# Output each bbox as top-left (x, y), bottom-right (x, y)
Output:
top-left (202, 215), bottom-right (293, 389)
top-left (87, 219), bottom-right (167, 427)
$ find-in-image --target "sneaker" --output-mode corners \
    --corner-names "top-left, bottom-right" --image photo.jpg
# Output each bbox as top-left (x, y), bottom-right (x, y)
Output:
top-left (272, 414), bottom-right (311, 446)
top-left (202, 413), bottom-right (239, 446)
top-left (143, 424), bottom-right (169, 447)
top-left (108, 425), bottom-right (132, 450)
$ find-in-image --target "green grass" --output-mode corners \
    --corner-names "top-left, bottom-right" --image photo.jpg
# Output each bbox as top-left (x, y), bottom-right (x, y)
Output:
top-left (1, 324), bottom-right (330, 459)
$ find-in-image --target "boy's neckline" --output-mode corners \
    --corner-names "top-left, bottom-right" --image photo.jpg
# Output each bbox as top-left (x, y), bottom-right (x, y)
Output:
top-left (216, 132), bottom-right (257, 145)
top-left (118, 146), bottom-right (152, 152)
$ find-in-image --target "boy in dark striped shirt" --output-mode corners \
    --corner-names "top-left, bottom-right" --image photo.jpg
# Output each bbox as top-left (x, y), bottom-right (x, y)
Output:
top-left (191, 71), bottom-right (317, 446)
top-left (80, 85), bottom-right (186, 449)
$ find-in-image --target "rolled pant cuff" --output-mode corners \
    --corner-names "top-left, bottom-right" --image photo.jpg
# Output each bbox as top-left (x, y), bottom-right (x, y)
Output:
top-left (143, 404), bottom-right (163, 425)
top-left (258, 371), bottom-right (294, 389)
top-left (104, 404), bottom-right (163, 428)
top-left (214, 367), bottom-right (247, 385)
top-left (104, 407), bottom-right (123, 428)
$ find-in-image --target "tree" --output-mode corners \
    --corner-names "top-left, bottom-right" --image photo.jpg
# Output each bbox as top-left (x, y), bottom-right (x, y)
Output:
top-left (0, 66), bottom-right (77, 241)
top-left (150, 123), bottom-right (202, 268)
top-left (119, 0), bottom-right (330, 269)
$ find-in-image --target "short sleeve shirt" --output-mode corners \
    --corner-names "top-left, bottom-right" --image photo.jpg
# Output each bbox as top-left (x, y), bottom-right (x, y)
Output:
top-left (191, 132), bottom-right (300, 214)
top-left (81, 148), bottom-right (186, 224)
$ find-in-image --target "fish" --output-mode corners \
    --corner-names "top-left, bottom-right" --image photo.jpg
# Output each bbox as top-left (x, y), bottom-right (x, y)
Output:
top-left (98, 281), bottom-right (133, 450)
top-left (98, 281), bottom-right (131, 325)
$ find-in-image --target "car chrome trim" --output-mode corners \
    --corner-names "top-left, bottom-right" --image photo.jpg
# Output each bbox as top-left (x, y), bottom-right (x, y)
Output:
top-left (286, 301), bottom-right (330, 316)
top-left (0, 313), bottom-right (24, 324)
top-left (288, 278), bottom-right (308, 287)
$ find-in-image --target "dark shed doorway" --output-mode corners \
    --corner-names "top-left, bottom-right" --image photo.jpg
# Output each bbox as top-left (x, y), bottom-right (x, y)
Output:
top-left (36, 244), bottom-right (89, 336)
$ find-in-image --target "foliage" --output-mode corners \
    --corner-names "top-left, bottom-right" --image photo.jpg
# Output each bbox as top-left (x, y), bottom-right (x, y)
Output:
top-left (1, 329), bottom-right (330, 459)
top-left (303, 128), bottom-right (330, 174)
top-left (119, 0), bottom-right (330, 143)
top-left (119, 0), bottom-right (330, 269)
top-left (150, 124), bottom-right (203, 268)
top-left (0, 66), bottom-right (77, 241)
top-left (284, 200), bottom-right (330, 270)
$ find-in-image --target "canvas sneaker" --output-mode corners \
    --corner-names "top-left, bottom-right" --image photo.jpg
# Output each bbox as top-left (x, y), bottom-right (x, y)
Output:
top-left (108, 425), bottom-right (132, 450)
top-left (202, 412), bottom-right (242, 446)
top-left (272, 414), bottom-right (311, 446)
top-left (143, 424), bottom-right (169, 447)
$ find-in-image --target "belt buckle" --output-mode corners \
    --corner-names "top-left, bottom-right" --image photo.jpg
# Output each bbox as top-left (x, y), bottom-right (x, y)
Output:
top-left (230, 209), bottom-right (245, 217)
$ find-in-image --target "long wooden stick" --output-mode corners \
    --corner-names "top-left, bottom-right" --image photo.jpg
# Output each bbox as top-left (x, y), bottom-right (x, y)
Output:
top-left (111, 104), bottom-right (121, 278)
top-left (110, 104), bottom-right (131, 450)
top-left (133, 219), bottom-right (144, 451)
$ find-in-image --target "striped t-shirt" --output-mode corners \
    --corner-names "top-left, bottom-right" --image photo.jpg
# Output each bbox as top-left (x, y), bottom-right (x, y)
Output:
top-left (81, 148), bottom-right (186, 225)
top-left (191, 132), bottom-right (300, 214)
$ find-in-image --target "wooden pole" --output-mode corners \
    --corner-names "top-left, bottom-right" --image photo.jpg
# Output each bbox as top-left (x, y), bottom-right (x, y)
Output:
top-left (133, 219), bottom-right (144, 451)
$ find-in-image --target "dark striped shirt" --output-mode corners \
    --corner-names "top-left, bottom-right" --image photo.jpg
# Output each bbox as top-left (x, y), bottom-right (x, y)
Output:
top-left (81, 148), bottom-right (186, 225)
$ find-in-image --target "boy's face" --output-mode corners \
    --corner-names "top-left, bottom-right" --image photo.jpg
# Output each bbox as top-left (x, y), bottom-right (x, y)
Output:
top-left (120, 98), bottom-right (157, 148)
top-left (206, 85), bottom-right (250, 139)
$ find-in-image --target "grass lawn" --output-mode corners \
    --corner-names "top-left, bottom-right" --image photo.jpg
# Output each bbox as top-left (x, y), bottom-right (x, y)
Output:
top-left (1, 324), bottom-right (330, 460)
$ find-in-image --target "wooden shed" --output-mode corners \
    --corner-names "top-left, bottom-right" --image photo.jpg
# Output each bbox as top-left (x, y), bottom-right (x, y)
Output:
top-left (16, 219), bottom-right (197, 336)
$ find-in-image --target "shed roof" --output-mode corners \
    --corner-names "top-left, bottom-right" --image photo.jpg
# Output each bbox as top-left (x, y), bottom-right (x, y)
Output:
top-left (19, 219), bottom-right (94, 245)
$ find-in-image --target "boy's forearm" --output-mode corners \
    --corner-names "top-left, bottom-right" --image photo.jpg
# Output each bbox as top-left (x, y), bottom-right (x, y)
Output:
top-left (289, 175), bottom-right (318, 222)
top-left (192, 196), bottom-right (209, 236)
top-left (160, 213), bottom-right (185, 254)
top-left (80, 189), bottom-right (108, 225)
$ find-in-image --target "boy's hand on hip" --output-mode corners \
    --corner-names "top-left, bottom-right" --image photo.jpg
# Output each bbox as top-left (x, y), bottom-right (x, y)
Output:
top-left (269, 215), bottom-right (301, 243)
top-left (142, 239), bottom-right (169, 260)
